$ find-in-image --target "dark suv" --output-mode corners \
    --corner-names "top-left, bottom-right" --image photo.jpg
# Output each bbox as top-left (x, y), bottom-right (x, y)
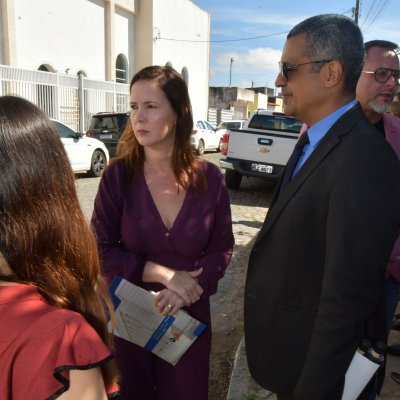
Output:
top-left (86, 112), bottom-right (129, 157)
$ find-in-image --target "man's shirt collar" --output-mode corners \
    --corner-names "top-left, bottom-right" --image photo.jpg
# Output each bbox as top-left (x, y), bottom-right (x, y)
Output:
top-left (307, 99), bottom-right (358, 146)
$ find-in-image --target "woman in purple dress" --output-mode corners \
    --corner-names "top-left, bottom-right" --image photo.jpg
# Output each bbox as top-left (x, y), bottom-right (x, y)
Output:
top-left (92, 65), bottom-right (234, 400)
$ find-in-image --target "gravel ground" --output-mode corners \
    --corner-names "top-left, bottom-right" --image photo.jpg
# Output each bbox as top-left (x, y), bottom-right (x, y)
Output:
top-left (74, 151), bottom-right (275, 400)
top-left (75, 152), bottom-right (400, 400)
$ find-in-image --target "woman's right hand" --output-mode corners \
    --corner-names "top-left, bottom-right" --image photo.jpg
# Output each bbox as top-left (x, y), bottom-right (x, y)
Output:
top-left (164, 268), bottom-right (204, 306)
top-left (143, 261), bottom-right (203, 306)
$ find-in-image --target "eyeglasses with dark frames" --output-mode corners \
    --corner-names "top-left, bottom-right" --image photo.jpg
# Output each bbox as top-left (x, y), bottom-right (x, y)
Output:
top-left (362, 68), bottom-right (400, 83)
top-left (278, 60), bottom-right (333, 81)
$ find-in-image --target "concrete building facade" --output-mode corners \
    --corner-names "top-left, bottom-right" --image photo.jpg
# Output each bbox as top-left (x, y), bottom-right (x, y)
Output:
top-left (209, 86), bottom-right (283, 123)
top-left (0, 0), bottom-right (210, 118)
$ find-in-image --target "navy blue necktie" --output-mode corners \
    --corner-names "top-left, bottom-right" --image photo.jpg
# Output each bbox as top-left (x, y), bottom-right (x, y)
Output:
top-left (279, 131), bottom-right (310, 194)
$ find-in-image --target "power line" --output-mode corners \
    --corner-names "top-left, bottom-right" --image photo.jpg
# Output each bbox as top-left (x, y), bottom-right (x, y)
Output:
top-left (157, 30), bottom-right (289, 43)
top-left (360, 0), bottom-right (380, 30)
top-left (360, 0), bottom-right (391, 32)
top-left (157, 7), bottom-right (354, 44)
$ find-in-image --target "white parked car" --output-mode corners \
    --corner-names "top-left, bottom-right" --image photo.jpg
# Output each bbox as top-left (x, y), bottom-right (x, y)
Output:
top-left (191, 120), bottom-right (221, 155)
top-left (52, 120), bottom-right (109, 177)
top-left (215, 119), bottom-right (246, 137)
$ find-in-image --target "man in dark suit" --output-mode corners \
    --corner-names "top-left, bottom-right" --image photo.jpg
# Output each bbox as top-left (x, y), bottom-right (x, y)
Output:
top-left (244, 14), bottom-right (400, 400)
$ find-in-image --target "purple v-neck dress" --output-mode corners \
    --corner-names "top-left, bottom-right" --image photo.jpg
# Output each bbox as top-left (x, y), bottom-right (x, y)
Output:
top-left (92, 159), bottom-right (234, 400)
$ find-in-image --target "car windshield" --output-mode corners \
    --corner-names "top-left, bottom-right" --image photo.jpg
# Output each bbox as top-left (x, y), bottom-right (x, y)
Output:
top-left (217, 121), bottom-right (243, 130)
top-left (91, 116), bottom-right (118, 130)
top-left (248, 115), bottom-right (302, 133)
top-left (227, 122), bottom-right (242, 129)
top-left (90, 114), bottom-right (128, 130)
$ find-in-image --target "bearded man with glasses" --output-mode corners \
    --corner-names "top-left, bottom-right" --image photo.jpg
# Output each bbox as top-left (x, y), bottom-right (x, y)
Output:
top-left (357, 40), bottom-right (400, 124)
top-left (244, 15), bottom-right (400, 400)
top-left (356, 40), bottom-right (400, 395)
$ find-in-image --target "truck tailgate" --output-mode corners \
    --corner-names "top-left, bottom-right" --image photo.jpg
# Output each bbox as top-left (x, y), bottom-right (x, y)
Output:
top-left (227, 129), bottom-right (299, 165)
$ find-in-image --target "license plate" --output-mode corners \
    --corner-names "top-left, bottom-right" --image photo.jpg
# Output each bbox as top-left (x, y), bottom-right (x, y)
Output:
top-left (251, 163), bottom-right (273, 173)
top-left (99, 134), bottom-right (112, 139)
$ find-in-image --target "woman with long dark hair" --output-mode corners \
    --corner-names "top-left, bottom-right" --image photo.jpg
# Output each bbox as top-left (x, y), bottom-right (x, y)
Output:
top-left (92, 65), bottom-right (234, 399)
top-left (0, 96), bottom-right (119, 399)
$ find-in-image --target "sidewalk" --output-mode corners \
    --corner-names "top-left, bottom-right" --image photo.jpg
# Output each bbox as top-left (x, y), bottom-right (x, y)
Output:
top-left (227, 328), bottom-right (400, 400)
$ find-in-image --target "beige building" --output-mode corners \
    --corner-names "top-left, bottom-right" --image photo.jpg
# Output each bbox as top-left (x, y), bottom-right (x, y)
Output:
top-left (209, 86), bottom-right (282, 123)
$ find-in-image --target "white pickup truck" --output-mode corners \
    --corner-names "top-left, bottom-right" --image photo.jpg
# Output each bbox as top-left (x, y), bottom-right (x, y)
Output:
top-left (219, 110), bottom-right (303, 189)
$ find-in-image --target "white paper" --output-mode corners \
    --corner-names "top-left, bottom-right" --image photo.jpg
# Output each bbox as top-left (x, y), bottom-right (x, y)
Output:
top-left (108, 276), bottom-right (206, 365)
top-left (342, 350), bottom-right (380, 400)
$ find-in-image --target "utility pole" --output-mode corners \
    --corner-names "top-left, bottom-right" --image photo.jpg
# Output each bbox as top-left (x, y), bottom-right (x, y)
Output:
top-left (229, 58), bottom-right (234, 87)
top-left (353, 0), bottom-right (361, 25)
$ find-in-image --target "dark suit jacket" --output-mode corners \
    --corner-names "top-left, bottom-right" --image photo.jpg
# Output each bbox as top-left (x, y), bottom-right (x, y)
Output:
top-left (244, 104), bottom-right (400, 400)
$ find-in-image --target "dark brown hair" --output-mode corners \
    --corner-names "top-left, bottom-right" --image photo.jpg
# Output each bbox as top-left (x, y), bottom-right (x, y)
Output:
top-left (0, 95), bottom-right (118, 387)
top-left (115, 65), bottom-right (207, 191)
top-left (364, 40), bottom-right (398, 53)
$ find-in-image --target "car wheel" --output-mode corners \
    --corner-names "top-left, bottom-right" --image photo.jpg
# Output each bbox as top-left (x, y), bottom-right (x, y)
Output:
top-left (217, 138), bottom-right (223, 152)
top-left (224, 169), bottom-right (242, 189)
top-left (197, 140), bottom-right (205, 156)
top-left (89, 150), bottom-right (107, 177)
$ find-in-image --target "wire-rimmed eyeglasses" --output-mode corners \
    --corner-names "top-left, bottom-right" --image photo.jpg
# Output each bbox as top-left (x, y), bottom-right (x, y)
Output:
top-left (278, 60), bottom-right (332, 81)
top-left (362, 68), bottom-right (400, 83)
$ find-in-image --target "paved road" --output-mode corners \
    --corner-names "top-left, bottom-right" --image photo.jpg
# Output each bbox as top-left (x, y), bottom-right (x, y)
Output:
top-left (75, 152), bottom-right (400, 400)
top-left (74, 152), bottom-right (275, 400)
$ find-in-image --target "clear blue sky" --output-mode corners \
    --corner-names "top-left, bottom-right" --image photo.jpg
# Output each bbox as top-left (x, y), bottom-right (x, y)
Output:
top-left (190, 0), bottom-right (399, 89)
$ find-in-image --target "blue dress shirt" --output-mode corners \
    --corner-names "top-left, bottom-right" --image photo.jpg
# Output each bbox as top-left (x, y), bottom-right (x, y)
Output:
top-left (293, 99), bottom-right (358, 176)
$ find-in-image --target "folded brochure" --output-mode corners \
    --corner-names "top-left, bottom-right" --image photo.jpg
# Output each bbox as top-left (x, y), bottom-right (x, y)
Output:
top-left (108, 276), bottom-right (206, 365)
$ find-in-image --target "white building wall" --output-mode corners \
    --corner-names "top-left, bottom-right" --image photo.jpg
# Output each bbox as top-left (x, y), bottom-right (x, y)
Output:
top-left (14, 0), bottom-right (106, 78)
top-left (237, 88), bottom-right (255, 102)
top-left (152, 0), bottom-right (210, 120)
top-left (115, 7), bottom-right (134, 81)
top-left (257, 93), bottom-right (268, 109)
top-left (2, 0), bottom-right (209, 118)
top-left (0, 14), bottom-right (4, 65)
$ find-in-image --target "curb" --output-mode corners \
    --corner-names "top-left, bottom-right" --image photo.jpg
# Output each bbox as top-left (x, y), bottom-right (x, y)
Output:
top-left (226, 336), bottom-right (276, 400)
